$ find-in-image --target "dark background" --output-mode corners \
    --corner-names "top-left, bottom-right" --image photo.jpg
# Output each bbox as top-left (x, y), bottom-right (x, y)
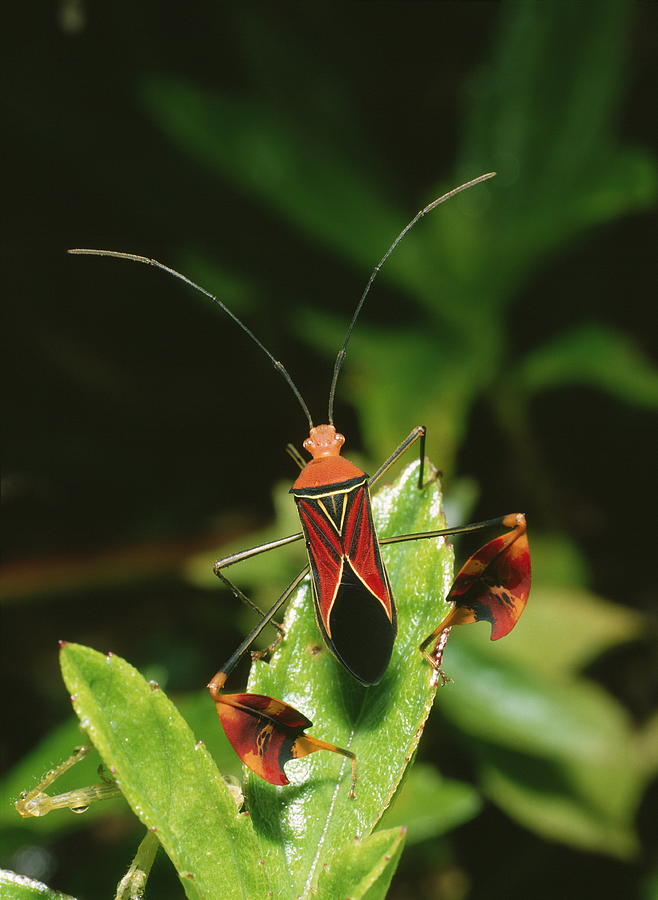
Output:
top-left (3, 2), bottom-right (657, 898)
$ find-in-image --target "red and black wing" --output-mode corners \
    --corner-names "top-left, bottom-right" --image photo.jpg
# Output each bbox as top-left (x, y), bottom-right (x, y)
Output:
top-left (294, 478), bottom-right (396, 685)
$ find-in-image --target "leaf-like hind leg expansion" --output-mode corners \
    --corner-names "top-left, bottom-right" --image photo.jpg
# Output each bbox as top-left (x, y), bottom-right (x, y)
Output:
top-left (381, 513), bottom-right (531, 667)
top-left (208, 565), bottom-right (357, 797)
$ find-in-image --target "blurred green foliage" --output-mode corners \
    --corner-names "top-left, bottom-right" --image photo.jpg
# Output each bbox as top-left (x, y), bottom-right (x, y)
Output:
top-left (142, 0), bottom-right (656, 467)
top-left (3, 0), bottom-right (656, 898)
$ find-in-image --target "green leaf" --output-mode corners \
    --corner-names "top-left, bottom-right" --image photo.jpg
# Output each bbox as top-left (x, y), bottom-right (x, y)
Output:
top-left (59, 644), bottom-right (268, 900)
top-left (141, 79), bottom-right (402, 271)
top-left (477, 746), bottom-right (638, 859)
top-left (524, 533), bottom-right (591, 589)
top-left (378, 763), bottom-right (481, 844)
top-left (244, 459), bottom-right (453, 897)
top-left (439, 637), bottom-right (645, 856)
top-left (517, 324), bottom-right (658, 408)
top-left (114, 830), bottom-right (159, 900)
top-left (0, 690), bottom-right (240, 857)
top-left (637, 712), bottom-right (658, 779)
top-left (315, 827), bottom-right (406, 900)
top-left (0, 870), bottom-right (75, 900)
top-left (442, 636), bottom-right (637, 765)
top-left (43, 460), bottom-right (448, 899)
top-left (458, 0), bottom-right (657, 275)
top-left (474, 583), bottom-right (643, 679)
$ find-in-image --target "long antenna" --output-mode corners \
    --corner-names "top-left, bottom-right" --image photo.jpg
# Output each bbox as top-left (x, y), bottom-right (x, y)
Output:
top-left (327, 172), bottom-right (496, 424)
top-left (67, 249), bottom-right (314, 429)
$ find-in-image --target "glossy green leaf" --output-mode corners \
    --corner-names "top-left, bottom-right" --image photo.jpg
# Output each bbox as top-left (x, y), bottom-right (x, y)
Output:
top-left (59, 644), bottom-right (268, 900)
top-left (517, 324), bottom-right (658, 408)
top-left (0, 870), bottom-right (75, 900)
top-left (0, 690), bottom-right (239, 858)
top-left (244, 459), bottom-right (452, 896)
top-left (315, 827), bottom-right (407, 900)
top-left (378, 763), bottom-right (481, 844)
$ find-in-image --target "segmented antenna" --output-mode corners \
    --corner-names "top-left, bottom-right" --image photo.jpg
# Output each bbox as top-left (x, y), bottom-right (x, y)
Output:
top-left (327, 172), bottom-right (496, 424)
top-left (67, 249), bottom-right (314, 429)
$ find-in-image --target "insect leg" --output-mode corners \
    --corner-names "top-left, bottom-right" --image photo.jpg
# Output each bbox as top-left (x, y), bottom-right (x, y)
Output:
top-left (213, 531), bottom-right (304, 653)
top-left (15, 746), bottom-right (123, 818)
top-left (381, 514), bottom-right (530, 670)
top-left (213, 531), bottom-right (304, 573)
top-left (215, 569), bottom-right (285, 657)
top-left (209, 565), bottom-right (357, 796)
top-left (208, 565), bottom-right (310, 696)
top-left (294, 734), bottom-right (358, 798)
top-left (369, 425), bottom-right (427, 490)
top-left (378, 514), bottom-right (513, 547)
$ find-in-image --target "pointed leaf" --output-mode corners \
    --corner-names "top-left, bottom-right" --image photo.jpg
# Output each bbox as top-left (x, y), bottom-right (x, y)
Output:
top-left (243, 459), bottom-right (453, 896)
top-left (0, 689), bottom-right (242, 851)
top-left (517, 324), bottom-right (658, 408)
top-left (315, 827), bottom-right (406, 900)
top-left (59, 643), bottom-right (269, 900)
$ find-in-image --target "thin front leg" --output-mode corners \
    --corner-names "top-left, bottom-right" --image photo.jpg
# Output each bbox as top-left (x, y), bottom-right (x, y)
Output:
top-left (208, 565), bottom-right (310, 697)
top-left (213, 531), bottom-right (305, 654)
top-left (369, 425), bottom-right (427, 490)
top-left (215, 569), bottom-right (286, 658)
